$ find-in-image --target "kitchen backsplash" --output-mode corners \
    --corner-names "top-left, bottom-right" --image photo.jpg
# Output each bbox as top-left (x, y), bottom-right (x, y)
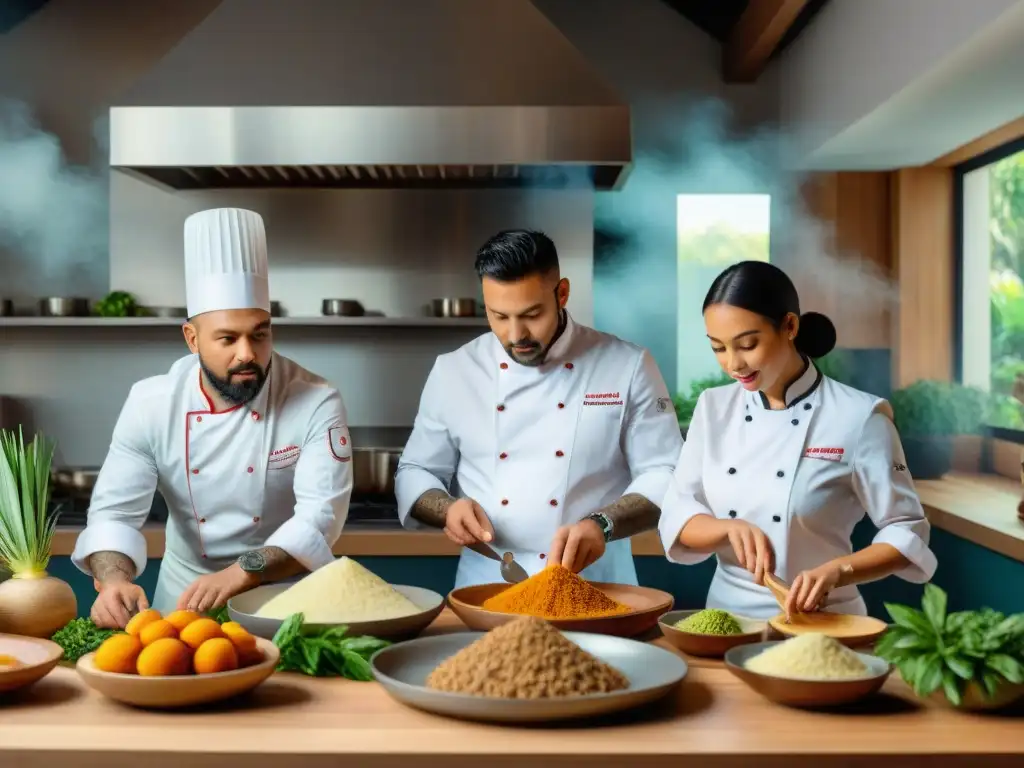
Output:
top-left (0, 177), bottom-right (595, 466)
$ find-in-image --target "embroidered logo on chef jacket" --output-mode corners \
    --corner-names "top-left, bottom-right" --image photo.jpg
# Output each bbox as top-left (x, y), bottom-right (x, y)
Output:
top-left (804, 446), bottom-right (845, 462)
top-left (268, 444), bottom-right (301, 469)
top-left (893, 462), bottom-right (908, 472)
top-left (583, 391), bottom-right (623, 407)
top-left (656, 397), bottom-right (673, 413)
top-left (328, 426), bottom-right (352, 462)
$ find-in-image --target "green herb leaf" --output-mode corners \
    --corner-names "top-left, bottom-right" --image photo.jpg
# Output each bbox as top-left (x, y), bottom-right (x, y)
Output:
top-left (914, 653), bottom-right (945, 696)
top-left (885, 603), bottom-right (934, 636)
top-left (941, 667), bottom-right (963, 706)
top-left (895, 632), bottom-right (937, 651)
top-left (981, 669), bottom-right (1004, 699)
top-left (922, 584), bottom-right (948, 635)
top-left (339, 635), bottom-right (391, 655)
top-left (49, 618), bottom-right (114, 663)
top-left (943, 652), bottom-right (975, 680)
top-left (341, 650), bottom-right (374, 681)
top-left (985, 654), bottom-right (1024, 684)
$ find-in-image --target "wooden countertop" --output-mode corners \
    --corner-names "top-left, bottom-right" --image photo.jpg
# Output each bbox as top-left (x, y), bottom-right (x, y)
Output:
top-left (48, 472), bottom-right (1024, 563)
top-left (1, 611), bottom-right (1021, 768)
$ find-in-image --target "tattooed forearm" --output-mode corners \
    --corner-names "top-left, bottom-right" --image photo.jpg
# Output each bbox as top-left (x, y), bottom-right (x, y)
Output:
top-left (252, 546), bottom-right (306, 582)
top-left (88, 551), bottom-right (136, 583)
top-left (595, 493), bottom-right (661, 541)
top-left (410, 488), bottom-right (455, 529)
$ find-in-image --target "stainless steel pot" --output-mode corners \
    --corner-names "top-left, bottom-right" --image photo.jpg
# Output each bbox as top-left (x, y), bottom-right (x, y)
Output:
top-left (0, 299), bottom-right (13, 317)
top-left (39, 297), bottom-right (90, 317)
top-left (351, 447), bottom-right (400, 497)
top-left (431, 298), bottom-right (477, 318)
top-left (322, 299), bottom-right (365, 317)
top-left (51, 467), bottom-right (100, 496)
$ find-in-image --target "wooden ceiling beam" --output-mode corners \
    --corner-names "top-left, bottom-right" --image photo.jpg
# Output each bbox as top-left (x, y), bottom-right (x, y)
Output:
top-left (723, 0), bottom-right (809, 83)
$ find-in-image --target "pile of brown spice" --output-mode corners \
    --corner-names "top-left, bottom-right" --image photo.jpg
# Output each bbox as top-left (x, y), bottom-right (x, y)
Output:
top-left (480, 564), bottom-right (631, 619)
top-left (425, 615), bottom-right (630, 698)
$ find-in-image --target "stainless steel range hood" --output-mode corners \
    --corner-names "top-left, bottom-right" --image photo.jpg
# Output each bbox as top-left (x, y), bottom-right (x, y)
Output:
top-left (109, 0), bottom-right (632, 191)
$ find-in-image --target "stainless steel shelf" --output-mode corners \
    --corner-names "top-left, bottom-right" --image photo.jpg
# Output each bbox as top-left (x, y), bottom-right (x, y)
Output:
top-left (0, 316), bottom-right (488, 328)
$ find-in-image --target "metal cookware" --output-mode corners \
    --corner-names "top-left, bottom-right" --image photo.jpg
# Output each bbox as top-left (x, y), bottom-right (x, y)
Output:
top-left (351, 447), bottom-right (400, 497)
top-left (0, 299), bottom-right (13, 317)
top-left (144, 306), bottom-right (188, 318)
top-left (51, 467), bottom-right (100, 496)
top-left (430, 297), bottom-right (477, 318)
top-left (270, 301), bottom-right (282, 317)
top-left (322, 299), bottom-right (365, 317)
top-left (465, 541), bottom-right (528, 583)
top-left (39, 297), bottom-right (90, 317)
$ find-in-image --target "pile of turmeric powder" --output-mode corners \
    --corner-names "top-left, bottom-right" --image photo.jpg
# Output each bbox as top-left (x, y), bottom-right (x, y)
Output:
top-left (480, 564), bottom-right (632, 619)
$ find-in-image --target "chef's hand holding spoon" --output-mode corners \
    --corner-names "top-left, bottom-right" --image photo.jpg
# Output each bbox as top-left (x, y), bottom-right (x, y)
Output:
top-left (724, 519), bottom-right (774, 588)
top-left (443, 497), bottom-right (496, 546)
top-left (785, 562), bottom-right (842, 619)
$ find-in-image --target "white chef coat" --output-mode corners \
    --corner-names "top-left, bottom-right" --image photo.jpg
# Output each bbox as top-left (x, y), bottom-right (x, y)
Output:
top-left (396, 312), bottom-right (683, 589)
top-left (658, 362), bottom-right (937, 619)
top-left (71, 351), bottom-right (353, 614)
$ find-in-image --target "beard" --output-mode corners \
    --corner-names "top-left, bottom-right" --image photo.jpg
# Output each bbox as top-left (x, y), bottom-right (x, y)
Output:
top-left (200, 356), bottom-right (269, 406)
top-left (504, 338), bottom-right (546, 367)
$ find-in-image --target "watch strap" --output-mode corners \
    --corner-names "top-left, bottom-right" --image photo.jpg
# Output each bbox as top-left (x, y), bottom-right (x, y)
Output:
top-left (586, 512), bottom-right (614, 543)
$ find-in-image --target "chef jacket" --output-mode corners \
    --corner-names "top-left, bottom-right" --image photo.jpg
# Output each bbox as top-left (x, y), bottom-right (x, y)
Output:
top-left (395, 312), bottom-right (683, 589)
top-left (71, 351), bottom-right (353, 614)
top-left (658, 363), bottom-right (937, 619)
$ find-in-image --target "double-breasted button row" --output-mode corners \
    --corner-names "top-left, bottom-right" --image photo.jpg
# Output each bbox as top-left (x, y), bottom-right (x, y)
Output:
top-left (497, 401), bottom-right (570, 411)
top-left (726, 510), bottom-right (783, 523)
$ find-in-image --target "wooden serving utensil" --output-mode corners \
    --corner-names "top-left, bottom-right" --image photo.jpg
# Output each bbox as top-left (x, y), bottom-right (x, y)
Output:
top-left (763, 572), bottom-right (792, 618)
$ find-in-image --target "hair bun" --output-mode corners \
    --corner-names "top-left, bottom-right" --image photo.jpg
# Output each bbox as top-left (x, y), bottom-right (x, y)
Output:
top-left (795, 312), bottom-right (836, 359)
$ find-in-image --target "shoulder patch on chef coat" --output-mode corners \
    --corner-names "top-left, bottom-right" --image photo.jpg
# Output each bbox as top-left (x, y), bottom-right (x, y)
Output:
top-left (327, 426), bottom-right (352, 462)
top-left (892, 462), bottom-right (908, 473)
top-left (656, 397), bottom-right (674, 414)
top-left (804, 446), bottom-right (845, 462)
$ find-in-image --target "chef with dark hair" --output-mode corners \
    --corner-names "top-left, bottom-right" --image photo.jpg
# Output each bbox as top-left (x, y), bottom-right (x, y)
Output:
top-left (72, 208), bottom-right (353, 626)
top-left (659, 260), bottom-right (937, 619)
top-left (396, 229), bottom-right (683, 588)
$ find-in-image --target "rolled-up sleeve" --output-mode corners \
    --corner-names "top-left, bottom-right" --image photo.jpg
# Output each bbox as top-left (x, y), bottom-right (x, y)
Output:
top-left (621, 349), bottom-right (684, 505)
top-left (72, 385), bottom-right (158, 579)
top-left (395, 359), bottom-right (457, 530)
top-left (658, 391), bottom-right (715, 565)
top-left (264, 389), bottom-right (352, 571)
top-left (852, 405), bottom-right (937, 583)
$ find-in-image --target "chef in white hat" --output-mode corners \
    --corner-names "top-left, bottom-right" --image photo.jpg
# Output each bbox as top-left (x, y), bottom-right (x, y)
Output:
top-left (72, 208), bottom-right (354, 627)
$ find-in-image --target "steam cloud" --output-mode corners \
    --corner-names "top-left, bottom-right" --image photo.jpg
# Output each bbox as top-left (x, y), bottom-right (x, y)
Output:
top-left (593, 98), bottom-right (899, 385)
top-left (0, 99), bottom-right (110, 300)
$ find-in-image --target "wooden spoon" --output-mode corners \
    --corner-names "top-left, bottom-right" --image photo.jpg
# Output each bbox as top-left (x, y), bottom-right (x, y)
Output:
top-left (763, 572), bottom-right (792, 619)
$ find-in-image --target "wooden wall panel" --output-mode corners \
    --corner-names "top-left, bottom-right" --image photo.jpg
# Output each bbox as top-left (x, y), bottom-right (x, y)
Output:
top-left (790, 172), bottom-right (893, 349)
top-left (890, 167), bottom-right (955, 387)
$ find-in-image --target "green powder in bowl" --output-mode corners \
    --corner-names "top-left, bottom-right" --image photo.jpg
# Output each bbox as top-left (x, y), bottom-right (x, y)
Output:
top-left (674, 608), bottom-right (744, 636)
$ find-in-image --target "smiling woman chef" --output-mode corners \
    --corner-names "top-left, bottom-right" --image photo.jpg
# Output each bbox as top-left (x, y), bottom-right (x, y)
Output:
top-left (71, 208), bottom-right (353, 627)
top-left (659, 261), bottom-right (937, 619)
top-left (396, 230), bottom-right (683, 587)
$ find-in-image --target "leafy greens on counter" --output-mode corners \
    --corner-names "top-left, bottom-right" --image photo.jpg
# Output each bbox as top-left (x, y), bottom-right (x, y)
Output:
top-left (50, 618), bottom-right (114, 663)
top-left (271, 612), bottom-right (390, 681)
top-left (875, 584), bottom-right (1024, 706)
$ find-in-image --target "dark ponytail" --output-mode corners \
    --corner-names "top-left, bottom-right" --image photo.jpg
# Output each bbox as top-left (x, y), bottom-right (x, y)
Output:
top-left (702, 261), bottom-right (837, 359)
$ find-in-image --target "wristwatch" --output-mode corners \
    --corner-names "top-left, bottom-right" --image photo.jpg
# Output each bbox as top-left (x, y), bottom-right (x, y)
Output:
top-left (237, 550), bottom-right (267, 581)
top-left (584, 512), bottom-right (614, 543)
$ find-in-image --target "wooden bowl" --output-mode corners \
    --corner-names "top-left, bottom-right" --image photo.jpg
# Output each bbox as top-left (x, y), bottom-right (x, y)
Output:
top-left (658, 609), bottom-right (767, 657)
top-left (725, 641), bottom-right (892, 708)
top-left (768, 611), bottom-right (888, 648)
top-left (228, 583), bottom-right (445, 641)
top-left (447, 582), bottom-right (674, 637)
top-left (0, 633), bottom-right (63, 693)
top-left (76, 637), bottom-right (280, 708)
top-left (927, 680), bottom-right (1024, 711)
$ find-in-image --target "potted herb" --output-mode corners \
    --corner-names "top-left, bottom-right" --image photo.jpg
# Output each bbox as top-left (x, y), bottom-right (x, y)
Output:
top-left (875, 584), bottom-right (1024, 710)
top-left (889, 380), bottom-right (988, 480)
top-left (0, 427), bottom-right (78, 637)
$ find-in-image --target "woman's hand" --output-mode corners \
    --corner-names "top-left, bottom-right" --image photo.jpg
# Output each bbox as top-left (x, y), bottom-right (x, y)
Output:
top-left (723, 519), bottom-right (775, 587)
top-left (786, 562), bottom-right (843, 618)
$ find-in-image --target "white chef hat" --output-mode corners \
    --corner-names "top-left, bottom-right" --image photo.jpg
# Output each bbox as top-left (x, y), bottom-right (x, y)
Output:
top-left (183, 208), bottom-right (270, 318)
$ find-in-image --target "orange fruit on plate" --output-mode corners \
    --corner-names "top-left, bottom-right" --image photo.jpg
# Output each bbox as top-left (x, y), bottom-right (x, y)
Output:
top-left (193, 637), bottom-right (239, 675)
top-left (238, 647), bottom-right (265, 667)
top-left (94, 633), bottom-right (143, 674)
top-left (136, 637), bottom-right (192, 676)
top-left (164, 609), bottom-right (202, 632)
top-left (124, 609), bottom-right (162, 637)
top-left (139, 619), bottom-right (178, 646)
top-left (179, 617), bottom-right (226, 650)
top-left (220, 621), bottom-right (258, 653)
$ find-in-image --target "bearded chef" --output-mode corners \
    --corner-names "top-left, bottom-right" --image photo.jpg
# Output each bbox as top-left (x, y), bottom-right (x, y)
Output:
top-left (659, 260), bottom-right (937, 620)
top-left (395, 230), bottom-right (683, 588)
top-left (71, 208), bottom-right (353, 628)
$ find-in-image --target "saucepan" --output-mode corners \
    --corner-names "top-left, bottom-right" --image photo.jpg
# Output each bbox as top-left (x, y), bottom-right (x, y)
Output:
top-left (322, 299), bottom-right (365, 317)
top-left (430, 298), bottom-right (478, 318)
top-left (351, 447), bottom-right (400, 497)
top-left (51, 467), bottom-right (100, 497)
top-left (39, 297), bottom-right (90, 317)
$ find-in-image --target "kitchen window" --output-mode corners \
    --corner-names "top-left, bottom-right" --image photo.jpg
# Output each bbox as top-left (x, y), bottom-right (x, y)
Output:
top-left (676, 193), bottom-right (771, 388)
top-left (955, 137), bottom-right (1024, 441)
